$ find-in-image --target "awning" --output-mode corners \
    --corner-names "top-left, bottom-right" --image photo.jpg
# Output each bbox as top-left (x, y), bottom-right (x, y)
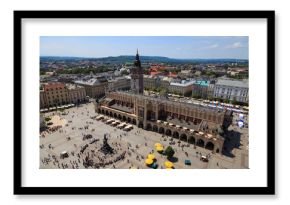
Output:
top-left (156, 146), bottom-right (164, 152)
top-left (147, 154), bottom-right (155, 160)
top-left (145, 158), bottom-right (153, 165)
top-left (164, 161), bottom-right (173, 168)
top-left (155, 143), bottom-right (162, 147)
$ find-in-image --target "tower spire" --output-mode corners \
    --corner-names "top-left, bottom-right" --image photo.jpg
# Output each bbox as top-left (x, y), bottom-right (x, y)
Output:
top-left (131, 50), bottom-right (144, 95)
top-left (135, 49), bottom-right (140, 61)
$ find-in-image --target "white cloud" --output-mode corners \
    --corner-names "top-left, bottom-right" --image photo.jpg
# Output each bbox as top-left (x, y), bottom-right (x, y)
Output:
top-left (226, 42), bottom-right (244, 49)
top-left (204, 44), bottom-right (219, 49)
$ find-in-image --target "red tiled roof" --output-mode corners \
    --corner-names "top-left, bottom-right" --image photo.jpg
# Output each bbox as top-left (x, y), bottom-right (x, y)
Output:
top-left (44, 82), bottom-right (65, 91)
top-left (168, 72), bottom-right (177, 77)
top-left (150, 68), bottom-right (158, 72)
top-left (150, 71), bottom-right (162, 76)
top-left (150, 65), bottom-right (166, 71)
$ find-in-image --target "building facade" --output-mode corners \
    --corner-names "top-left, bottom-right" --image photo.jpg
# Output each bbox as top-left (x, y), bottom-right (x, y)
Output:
top-left (192, 80), bottom-right (215, 99)
top-left (40, 82), bottom-right (68, 108)
top-left (214, 79), bottom-right (249, 103)
top-left (75, 76), bottom-right (108, 98)
top-left (143, 75), bottom-right (173, 91)
top-left (169, 81), bottom-right (194, 96)
top-left (108, 76), bottom-right (131, 91)
top-left (40, 82), bottom-right (86, 108)
top-left (95, 91), bottom-right (232, 154)
top-left (143, 75), bottom-right (158, 90)
top-left (66, 84), bottom-right (86, 104)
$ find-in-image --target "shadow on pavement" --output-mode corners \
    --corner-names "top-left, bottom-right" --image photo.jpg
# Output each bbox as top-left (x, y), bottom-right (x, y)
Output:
top-left (222, 129), bottom-right (241, 158)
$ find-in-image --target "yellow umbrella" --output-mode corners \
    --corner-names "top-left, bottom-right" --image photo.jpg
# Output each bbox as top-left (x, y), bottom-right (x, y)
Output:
top-left (166, 167), bottom-right (173, 169)
top-left (155, 143), bottom-right (162, 147)
top-left (156, 146), bottom-right (164, 152)
top-left (147, 154), bottom-right (155, 160)
top-left (164, 161), bottom-right (174, 168)
top-left (145, 158), bottom-right (153, 165)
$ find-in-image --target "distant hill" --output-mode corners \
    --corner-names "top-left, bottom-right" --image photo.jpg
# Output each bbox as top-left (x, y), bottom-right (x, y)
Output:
top-left (40, 55), bottom-right (248, 64)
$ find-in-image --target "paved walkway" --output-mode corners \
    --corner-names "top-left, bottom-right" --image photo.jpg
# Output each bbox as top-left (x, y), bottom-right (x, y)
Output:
top-left (40, 102), bottom-right (249, 169)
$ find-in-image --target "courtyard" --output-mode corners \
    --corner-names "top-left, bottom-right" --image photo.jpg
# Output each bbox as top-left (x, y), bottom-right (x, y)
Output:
top-left (40, 102), bottom-right (249, 169)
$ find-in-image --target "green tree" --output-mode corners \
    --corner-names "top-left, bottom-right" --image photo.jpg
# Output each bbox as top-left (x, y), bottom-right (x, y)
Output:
top-left (156, 87), bottom-right (162, 93)
top-left (58, 108), bottom-right (65, 112)
top-left (45, 117), bottom-right (51, 122)
top-left (165, 146), bottom-right (175, 159)
top-left (40, 70), bottom-right (46, 75)
top-left (232, 98), bottom-right (237, 105)
top-left (121, 70), bottom-right (129, 75)
top-left (143, 69), bottom-right (150, 75)
top-left (159, 88), bottom-right (167, 96)
top-left (207, 96), bottom-right (213, 101)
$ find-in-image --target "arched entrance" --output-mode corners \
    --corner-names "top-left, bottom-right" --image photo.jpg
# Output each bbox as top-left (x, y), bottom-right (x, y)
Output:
top-left (173, 131), bottom-right (179, 139)
top-left (196, 139), bottom-right (205, 147)
top-left (132, 119), bottom-right (136, 125)
top-left (122, 116), bottom-right (126, 121)
top-left (98, 109), bottom-right (101, 113)
top-left (205, 142), bottom-right (215, 150)
top-left (138, 122), bottom-right (144, 128)
top-left (118, 114), bottom-right (122, 120)
top-left (105, 110), bottom-right (109, 116)
top-left (180, 134), bottom-right (187, 142)
top-left (101, 110), bottom-right (105, 114)
top-left (127, 118), bottom-right (132, 123)
top-left (216, 148), bottom-right (220, 153)
top-left (153, 125), bottom-right (158, 132)
top-left (146, 123), bottom-right (152, 131)
top-left (165, 129), bottom-right (172, 136)
top-left (113, 113), bottom-right (117, 118)
top-left (109, 112), bottom-right (113, 117)
top-left (159, 127), bottom-right (165, 134)
top-left (188, 136), bottom-right (196, 144)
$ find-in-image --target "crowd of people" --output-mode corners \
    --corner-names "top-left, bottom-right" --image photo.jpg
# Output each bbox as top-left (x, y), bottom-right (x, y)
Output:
top-left (40, 102), bottom-right (248, 169)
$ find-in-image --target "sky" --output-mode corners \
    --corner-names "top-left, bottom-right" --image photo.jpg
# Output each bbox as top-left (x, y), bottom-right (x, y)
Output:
top-left (40, 36), bottom-right (248, 59)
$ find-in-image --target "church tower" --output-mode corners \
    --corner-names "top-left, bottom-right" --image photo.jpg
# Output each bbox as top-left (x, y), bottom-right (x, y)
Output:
top-left (130, 50), bottom-right (144, 94)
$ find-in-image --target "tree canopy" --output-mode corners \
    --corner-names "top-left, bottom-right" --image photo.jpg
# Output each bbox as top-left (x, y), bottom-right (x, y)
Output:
top-left (165, 146), bottom-right (175, 159)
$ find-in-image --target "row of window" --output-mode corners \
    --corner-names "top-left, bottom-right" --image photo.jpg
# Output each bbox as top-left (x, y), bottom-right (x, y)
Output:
top-left (47, 90), bottom-right (64, 94)
top-left (214, 94), bottom-right (248, 100)
top-left (43, 97), bottom-right (85, 106)
top-left (46, 87), bottom-right (65, 91)
top-left (216, 87), bottom-right (247, 93)
top-left (47, 95), bottom-right (67, 99)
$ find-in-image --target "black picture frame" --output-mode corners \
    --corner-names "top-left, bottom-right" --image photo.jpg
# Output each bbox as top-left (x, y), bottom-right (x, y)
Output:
top-left (14, 10), bottom-right (275, 195)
